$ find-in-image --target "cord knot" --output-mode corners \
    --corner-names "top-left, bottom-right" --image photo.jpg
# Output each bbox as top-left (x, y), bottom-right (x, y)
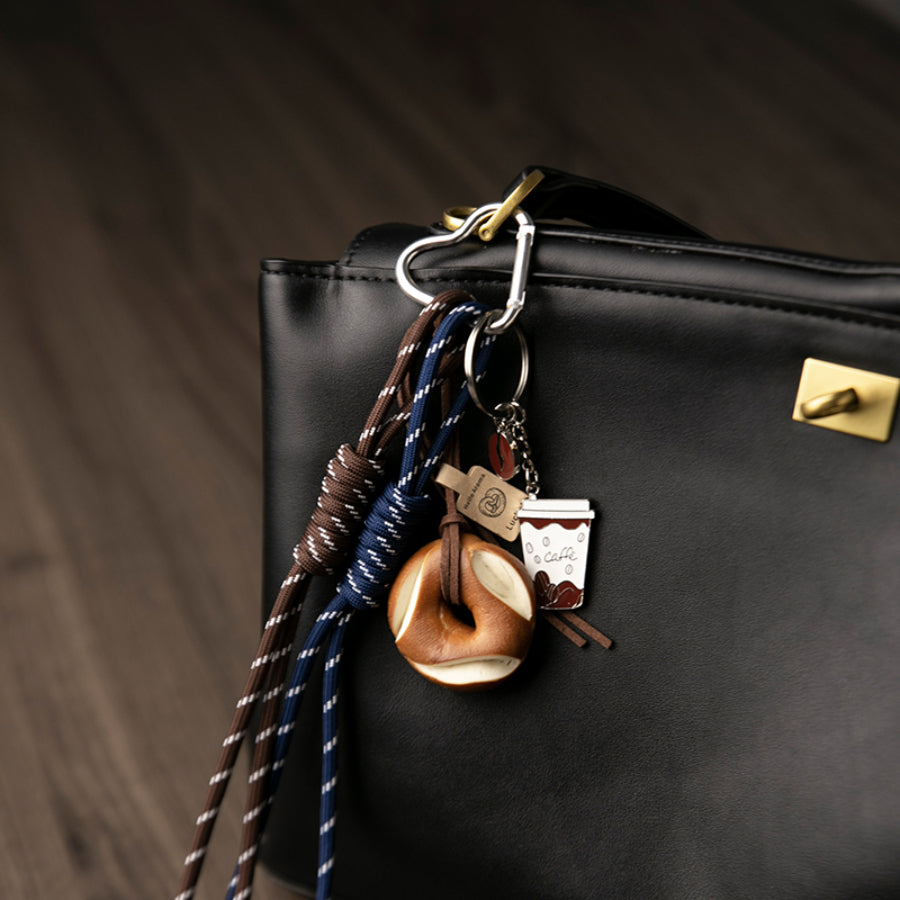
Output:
top-left (293, 444), bottom-right (386, 576)
top-left (336, 482), bottom-right (436, 611)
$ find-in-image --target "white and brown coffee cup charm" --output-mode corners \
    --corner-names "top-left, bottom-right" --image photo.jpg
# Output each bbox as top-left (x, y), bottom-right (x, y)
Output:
top-left (387, 533), bottom-right (536, 689)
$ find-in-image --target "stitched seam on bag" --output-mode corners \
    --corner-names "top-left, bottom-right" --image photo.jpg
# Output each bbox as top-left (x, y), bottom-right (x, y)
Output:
top-left (554, 232), bottom-right (900, 273)
top-left (264, 271), bottom-right (390, 282)
top-left (262, 270), bottom-right (900, 334)
top-left (269, 231), bottom-right (900, 275)
top-left (480, 220), bottom-right (899, 271)
top-left (264, 240), bottom-right (900, 275)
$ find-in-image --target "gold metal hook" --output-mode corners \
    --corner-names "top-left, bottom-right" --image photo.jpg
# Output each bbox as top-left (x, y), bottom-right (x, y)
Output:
top-left (440, 169), bottom-right (545, 241)
top-left (478, 170), bottom-right (545, 241)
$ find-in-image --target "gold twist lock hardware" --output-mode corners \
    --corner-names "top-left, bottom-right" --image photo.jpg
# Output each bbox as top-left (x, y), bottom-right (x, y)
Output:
top-left (800, 388), bottom-right (860, 419)
top-left (793, 359), bottom-right (899, 442)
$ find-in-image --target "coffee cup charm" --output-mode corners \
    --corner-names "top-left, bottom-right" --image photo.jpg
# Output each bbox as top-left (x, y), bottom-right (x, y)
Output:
top-left (518, 499), bottom-right (595, 610)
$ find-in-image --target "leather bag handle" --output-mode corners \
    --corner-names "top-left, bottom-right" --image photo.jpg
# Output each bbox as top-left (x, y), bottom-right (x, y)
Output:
top-left (506, 165), bottom-right (710, 240)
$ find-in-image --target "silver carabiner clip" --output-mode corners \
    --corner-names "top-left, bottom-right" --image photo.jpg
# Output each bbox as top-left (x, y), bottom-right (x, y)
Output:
top-left (395, 203), bottom-right (535, 334)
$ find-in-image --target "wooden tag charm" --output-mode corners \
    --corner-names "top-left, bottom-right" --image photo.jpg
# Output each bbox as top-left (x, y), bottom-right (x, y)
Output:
top-left (434, 463), bottom-right (527, 540)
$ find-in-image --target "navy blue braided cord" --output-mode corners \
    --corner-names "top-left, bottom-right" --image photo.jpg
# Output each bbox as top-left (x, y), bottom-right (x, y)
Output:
top-left (224, 301), bottom-right (492, 900)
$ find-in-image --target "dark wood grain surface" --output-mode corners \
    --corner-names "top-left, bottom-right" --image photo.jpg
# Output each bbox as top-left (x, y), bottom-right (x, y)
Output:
top-left (1, 1), bottom-right (898, 897)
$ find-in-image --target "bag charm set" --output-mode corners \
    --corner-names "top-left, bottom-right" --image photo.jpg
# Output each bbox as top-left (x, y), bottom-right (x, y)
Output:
top-left (177, 174), bottom-right (611, 900)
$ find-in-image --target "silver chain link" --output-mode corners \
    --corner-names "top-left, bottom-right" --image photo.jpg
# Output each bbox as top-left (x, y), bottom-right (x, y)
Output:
top-left (492, 400), bottom-right (541, 499)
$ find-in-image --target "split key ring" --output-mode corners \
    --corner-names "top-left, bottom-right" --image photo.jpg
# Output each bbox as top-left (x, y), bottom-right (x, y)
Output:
top-left (464, 310), bottom-right (530, 417)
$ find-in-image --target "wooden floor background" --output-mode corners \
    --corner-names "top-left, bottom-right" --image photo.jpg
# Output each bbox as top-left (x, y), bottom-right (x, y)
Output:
top-left (1, 1), bottom-right (899, 897)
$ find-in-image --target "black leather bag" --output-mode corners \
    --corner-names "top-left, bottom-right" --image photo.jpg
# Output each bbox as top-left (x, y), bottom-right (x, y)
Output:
top-left (258, 168), bottom-right (900, 899)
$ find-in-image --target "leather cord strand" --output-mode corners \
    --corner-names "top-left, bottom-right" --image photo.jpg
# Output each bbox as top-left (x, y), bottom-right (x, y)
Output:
top-left (541, 610), bottom-right (589, 647)
top-left (439, 377), bottom-right (465, 607)
top-left (555, 610), bottom-right (613, 649)
top-left (175, 290), bottom-right (477, 900)
top-left (542, 610), bottom-right (613, 649)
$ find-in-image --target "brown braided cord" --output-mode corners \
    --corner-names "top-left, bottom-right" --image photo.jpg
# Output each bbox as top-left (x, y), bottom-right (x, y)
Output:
top-left (227, 446), bottom-right (385, 900)
top-left (231, 292), bottom-right (482, 897)
top-left (175, 560), bottom-right (313, 900)
top-left (174, 447), bottom-right (383, 900)
top-left (230, 291), bottom-right (478, 898)
top-left (176, 290), bottom-right (476, 900)
top-left (294, 444), bottom-right (387, 576)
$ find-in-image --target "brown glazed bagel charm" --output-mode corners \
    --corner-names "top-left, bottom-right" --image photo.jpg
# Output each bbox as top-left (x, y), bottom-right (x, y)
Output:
top-left (387, 533), bottom-right (536, 689)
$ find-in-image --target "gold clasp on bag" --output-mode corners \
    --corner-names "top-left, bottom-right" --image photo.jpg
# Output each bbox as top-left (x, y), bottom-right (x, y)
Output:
top-left (477, 170), bottom-right (544, 241)
top-left (792, 358), bottom-right (899, 442)
top-left (442, 206), bottom-right (477, 231)
top-left (800, 387), bottom-right (859, 419)
top-left (441, 170), bottom-right (545, 241)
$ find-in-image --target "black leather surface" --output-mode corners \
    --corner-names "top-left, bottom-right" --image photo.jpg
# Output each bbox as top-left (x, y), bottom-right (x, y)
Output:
top-left (259, 220), bottom-right (900, 898)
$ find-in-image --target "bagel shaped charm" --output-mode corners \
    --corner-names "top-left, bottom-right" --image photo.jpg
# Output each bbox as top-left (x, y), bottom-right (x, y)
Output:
top-left (387, 533), bottom-right (536, 690)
